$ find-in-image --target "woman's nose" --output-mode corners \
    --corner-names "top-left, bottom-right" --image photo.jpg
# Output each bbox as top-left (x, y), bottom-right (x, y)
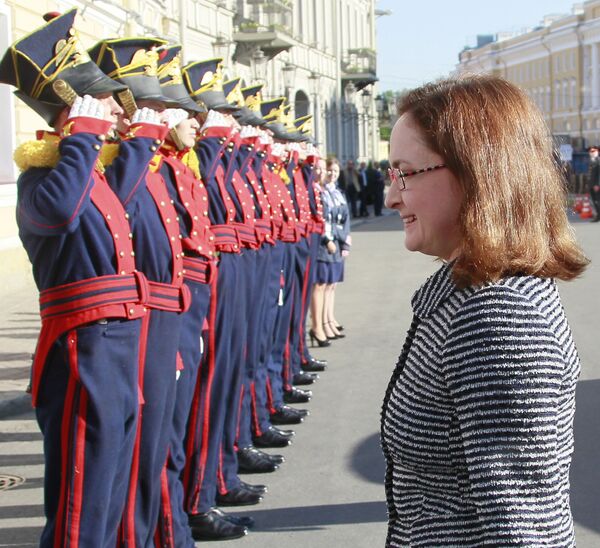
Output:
top-left (384, 180), bottom-right (402, 209)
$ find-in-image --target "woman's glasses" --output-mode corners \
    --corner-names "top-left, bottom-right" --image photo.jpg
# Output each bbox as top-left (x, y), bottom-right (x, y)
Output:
top-left (388, 164), bottom-right (446, 190)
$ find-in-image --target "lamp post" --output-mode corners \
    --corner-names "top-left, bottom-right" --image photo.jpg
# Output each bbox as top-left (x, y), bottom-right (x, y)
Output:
top-left (308, 71), bottom-right (320, 144)
top-left (250, 47), bottom-right (267, 86)
top-left (212, 34), bottom-right (232, 67)
top-left (282, 62), bottom-right (297, 101)
top-left (361, 89), bottom-right (372, 159)
top-left (343, 82), bottom-right (357, 162)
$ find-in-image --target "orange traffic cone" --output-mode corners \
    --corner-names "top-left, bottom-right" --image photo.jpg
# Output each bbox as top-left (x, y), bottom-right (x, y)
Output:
top-left (580, 195), bottom-right (594, 219)
top-left (573, 194), bottom-right (583, 213)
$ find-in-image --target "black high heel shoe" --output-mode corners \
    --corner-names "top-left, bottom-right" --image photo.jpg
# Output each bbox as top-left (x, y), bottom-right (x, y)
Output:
top-left (326, 322), bottom-right (346, 339)
top-left (334, 324), bottom-right (344, 332)
top-left (309, 329), bottom-right (331, 348)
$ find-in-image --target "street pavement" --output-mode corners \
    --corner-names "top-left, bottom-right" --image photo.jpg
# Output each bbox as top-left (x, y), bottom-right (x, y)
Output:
top-left (0, 210), bottom-right (599, 547)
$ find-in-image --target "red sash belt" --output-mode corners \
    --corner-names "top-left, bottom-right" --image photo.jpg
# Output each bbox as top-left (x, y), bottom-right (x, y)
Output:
top-left (210, 224), bottom-right (241, 253)
top-left (233, 222), bottom-right (260, 249)
top-left (147, 280), bottom-right (191, 313)
top-left (255, 219), bottom-right (274, 245)
top-left (183, 256), bottom-right (218, 284)
top-left (280, 223), bottom-right (298, 243)
top-left (32, 273), bottom-right (150, 406)
top-left (31, 272), bottom-right (190, 407)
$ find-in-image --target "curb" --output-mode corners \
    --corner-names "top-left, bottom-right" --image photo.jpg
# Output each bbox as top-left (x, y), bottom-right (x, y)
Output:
top-left (0, 392), bottom-right (32, 419)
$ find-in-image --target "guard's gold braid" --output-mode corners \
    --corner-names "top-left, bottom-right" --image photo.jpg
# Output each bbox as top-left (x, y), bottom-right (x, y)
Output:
top-left (33, 38), bottom-right (83, 99)
top-left (118, 90), bottom-right (138, 119)
top-left (181, 148), bottom-right (201, 179)
top-left (52, 80), bottom-right (78, 106)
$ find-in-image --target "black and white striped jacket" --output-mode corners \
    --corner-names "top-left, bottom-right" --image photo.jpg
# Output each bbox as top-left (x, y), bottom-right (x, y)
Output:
top-left (380, 262), bottom-right (579, 547)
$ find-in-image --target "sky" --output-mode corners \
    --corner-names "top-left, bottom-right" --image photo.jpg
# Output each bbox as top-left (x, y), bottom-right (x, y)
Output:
top-left (375, 0), bottom-right (580, 92)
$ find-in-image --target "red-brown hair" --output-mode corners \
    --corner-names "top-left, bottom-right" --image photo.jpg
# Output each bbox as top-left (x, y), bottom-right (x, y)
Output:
top-left (398, 74), bottom-right (589, 286)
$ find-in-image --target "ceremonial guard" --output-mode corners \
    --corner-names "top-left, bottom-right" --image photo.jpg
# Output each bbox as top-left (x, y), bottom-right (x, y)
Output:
top-left (180, 58), bottom-right (266, 541)
top-left (89, 37), bottom-right (192, 546)
top-left (0, 10), bottom-right (172, 546)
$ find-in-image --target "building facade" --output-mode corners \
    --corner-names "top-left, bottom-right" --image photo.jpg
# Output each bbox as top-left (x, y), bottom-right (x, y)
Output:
top-left (457, 1), bottom-right (600, 151)
top-left (0, 0), bottom-right (379, 265)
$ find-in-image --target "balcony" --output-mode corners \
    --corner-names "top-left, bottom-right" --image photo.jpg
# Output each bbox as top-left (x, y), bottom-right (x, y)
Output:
top-left (233, 1), bottom-right (295, 63)
top-left (341, 48), bottom-right (378, 90)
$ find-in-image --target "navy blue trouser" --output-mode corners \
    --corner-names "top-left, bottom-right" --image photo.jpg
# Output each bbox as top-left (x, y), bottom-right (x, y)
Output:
top-left (36, 319), bottom-right (141, 547)
top-left (219, 248), bottom-right (253, 492)
top-left (289, 237), bottom-right (311, 377)
top-left (159, 279), bottom-right (211, 547)
top-left (301, 233), bottom-right (321, 363)
top-left (183, 252), bottom-right (241, 514)
top-left (121, 309), bottom-right (182, 547)
top-left (267, 242), bottom-right (296, 408)
top-left (253, 241), bottom-right (285, 427)
top-left (237, 244), bottom-right (272, 448)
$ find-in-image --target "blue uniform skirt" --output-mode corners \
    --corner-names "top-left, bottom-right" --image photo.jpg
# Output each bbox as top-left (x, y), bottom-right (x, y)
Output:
top-left (316, 260), bottom-right (344, 284)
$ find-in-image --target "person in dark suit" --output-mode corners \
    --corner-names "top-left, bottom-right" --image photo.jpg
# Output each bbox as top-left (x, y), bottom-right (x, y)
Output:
top-left (339, 159), bottom-right (360, 218)
top-left (588, 146), bottom-right (600, 221)
top-left (367, 161), bottom-right (385, 216)
top-left (358, 161), bottom-right (369, 216)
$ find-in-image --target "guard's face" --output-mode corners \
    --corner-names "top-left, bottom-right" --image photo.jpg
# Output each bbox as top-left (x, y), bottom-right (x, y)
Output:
top-left (96, 94), bottom-right (123, 131)
top-left (174, 116), bottom-right (200, 149)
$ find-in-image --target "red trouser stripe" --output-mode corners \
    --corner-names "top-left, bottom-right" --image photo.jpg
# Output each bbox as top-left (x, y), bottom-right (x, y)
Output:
top-left (266, 378), bottom-right (276, 414)
top-left (54, 329), bottom-right (79, 547)
top-left (158, 465), bottom-right (174, 547)
top-left (298, 257), bottom-right (312, 361)
top-left (67, 387), bottom-right (88, 547)
top-left (250, 382), bottom-right (262, 437)
top-left (217, 445), bottom-right (226, 494)
top-left (235, 385), bottom-right (245, 449)
top-left (191, 274), bottom-right (218, 512)
top-left (123, 312), bottom-right (151, 544)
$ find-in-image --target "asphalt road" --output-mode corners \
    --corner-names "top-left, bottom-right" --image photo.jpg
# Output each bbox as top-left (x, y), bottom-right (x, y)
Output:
top-left (0, 212), bottom-right (598, 547)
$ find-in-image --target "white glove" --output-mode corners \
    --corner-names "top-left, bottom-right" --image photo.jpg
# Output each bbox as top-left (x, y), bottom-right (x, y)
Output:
top-left (271, 142), bottom-right (284, 157)
top-left (240, 126), bottom-right (259, 138)
top-left (201, 109), bottom-right (228, 131)
top-left (288, 142), bottom-right (301, 153)
top-left (258, 129), bottom-right (272, 145)
top-left (131, 107), bottom-right (163, 126)
top-left (161, 108), bottom-right (189, 129)
top-left (68, 95), bottom-right (104, 120)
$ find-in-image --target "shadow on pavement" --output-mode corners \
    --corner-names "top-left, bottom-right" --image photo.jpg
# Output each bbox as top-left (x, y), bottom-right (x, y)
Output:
top-left (0, 527), bottom-right (41, 545)
top-left (0, 352), bottom-right (33, 362)
top-left (348, 432), bottom-right (386, 484)
top-left (246, 500), bottom-right (387, 532)
top-left (571, 378), bottom-right (600, 535)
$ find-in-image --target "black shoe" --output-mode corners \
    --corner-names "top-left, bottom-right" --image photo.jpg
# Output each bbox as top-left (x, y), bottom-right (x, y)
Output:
top-left (270, 405), bottom-right (309, 425)
top-left (308, 328), bottom-right (331, 347)
top-left (237, 446), bottom-right (280, 473)
top-left (202, 507), bottom-right (256, 529)
top-left (302, 359), bottom-right (327, 372)
top-left (254, 425), bottom-right (294, 448)
top-left (216, 485), bottom-right (263, 506)
top-left (293, 371), bottom-right (318, 385)
top-left (188, 508), bottom-right (248, 541)
top-left (239, 480), bottom-right (267, 495)
top-left (284, 387), bottom-right (312, 404)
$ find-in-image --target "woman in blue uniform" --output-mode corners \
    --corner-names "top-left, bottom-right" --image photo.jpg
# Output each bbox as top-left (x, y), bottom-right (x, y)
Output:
top-left (310, 157), bottom-right (350, 346)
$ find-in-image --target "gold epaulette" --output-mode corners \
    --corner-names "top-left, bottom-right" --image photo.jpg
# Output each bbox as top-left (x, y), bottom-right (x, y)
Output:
top-left (13, 135), bottom-right (60, 172)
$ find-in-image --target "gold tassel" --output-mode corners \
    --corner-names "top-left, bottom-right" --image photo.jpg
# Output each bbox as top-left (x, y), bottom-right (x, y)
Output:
top-left (181, 148), bottom-right (201, 180)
